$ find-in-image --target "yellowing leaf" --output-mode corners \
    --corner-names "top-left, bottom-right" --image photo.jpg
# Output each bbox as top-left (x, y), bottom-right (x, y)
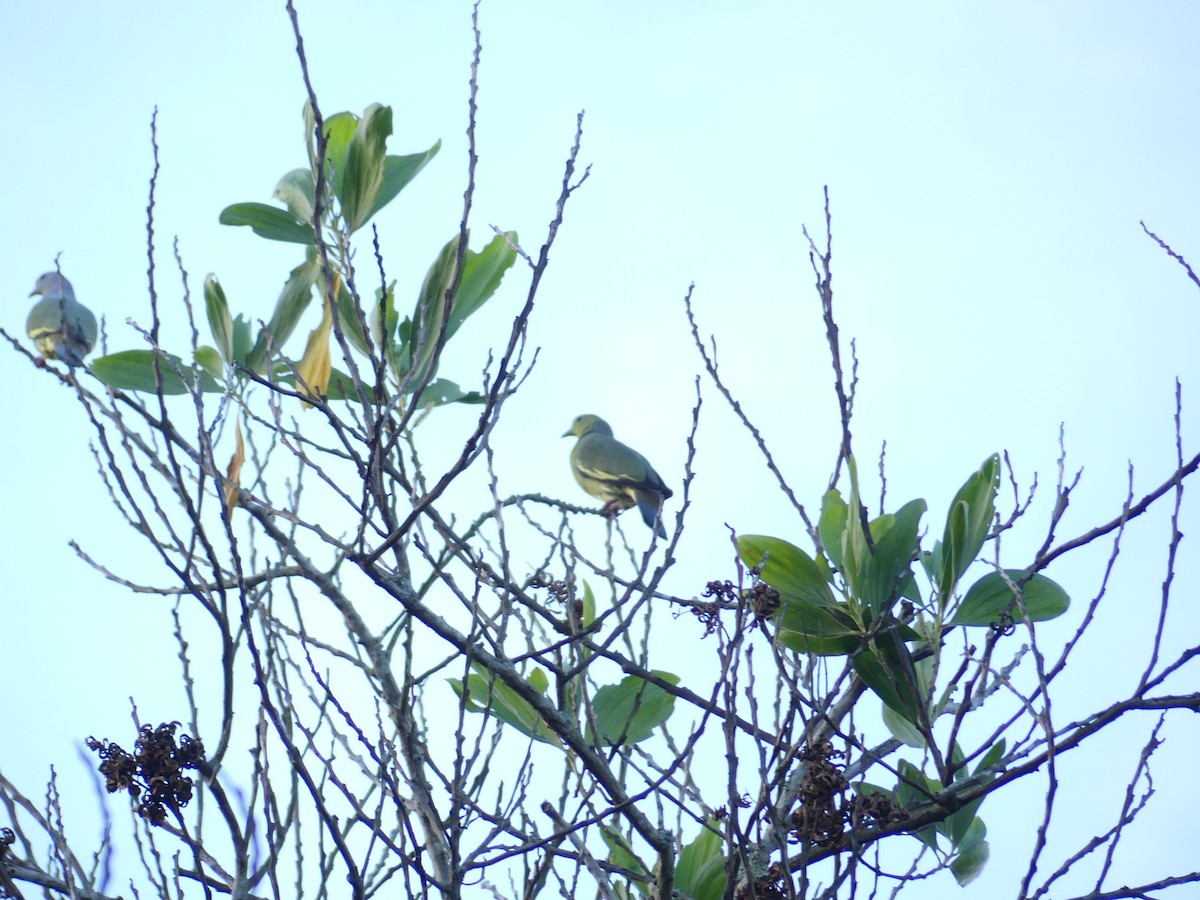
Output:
top-left (224, 420), bottom-right (245, 519)
top-left (295, 272), bottom-right (340, 408)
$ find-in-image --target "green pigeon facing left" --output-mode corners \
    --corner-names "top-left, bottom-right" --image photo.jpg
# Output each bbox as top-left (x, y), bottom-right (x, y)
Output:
top-left (27, 271), bottom-right (98, 368)
top-left (564, 414), bottom-right (673, 538)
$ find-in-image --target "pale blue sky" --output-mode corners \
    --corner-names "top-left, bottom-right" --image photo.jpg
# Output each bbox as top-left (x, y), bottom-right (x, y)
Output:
top-left (4, 1), bottom-right (1200, 896)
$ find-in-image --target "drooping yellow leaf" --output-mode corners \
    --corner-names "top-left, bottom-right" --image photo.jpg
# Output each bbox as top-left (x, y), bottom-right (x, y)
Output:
top-left (224, 420), bottom-right (245, 519)
top-left (295, 272), bottom-right (340, 408)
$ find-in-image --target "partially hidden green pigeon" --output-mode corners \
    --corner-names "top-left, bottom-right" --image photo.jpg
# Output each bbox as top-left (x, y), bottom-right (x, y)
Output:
top-left (27, 271), bottom-right (98, 368)
top-left (563, 414), bottom-right (673, 538)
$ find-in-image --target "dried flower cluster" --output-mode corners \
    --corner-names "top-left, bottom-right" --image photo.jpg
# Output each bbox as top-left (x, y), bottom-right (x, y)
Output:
top-left (789, 741), bottom-right (907, 847)
top-left (86, 723), bottom-right (205, 826)
top-left (0, 827), bottom-right (19, 899)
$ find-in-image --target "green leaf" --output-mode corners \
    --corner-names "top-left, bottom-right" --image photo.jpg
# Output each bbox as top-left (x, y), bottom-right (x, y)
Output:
top-left (776, 600), bottom-right (863, 656)
top-left (882, 702), bottom-right (926, 748)
top-left (365, 142), bottom-right (442, 223)
top-left (581, 581), bottom-right (596, 628)
top-left (938, 455), bottom-right (1000, 598)
top-left (418, 378), bottom-right (484, 408)
top-left (323, 111), bottom-right (359, 202)
top-left (333, 277), bottom-right (375, 357)
top-left (341, 103), bottom-right (393, 232)
top-left (737, 535), bottom-right (837, 609)
top-left (949, 819), bottom-right (989, 885)
top-left (326, 367), bottom-right (377, 403)
top-left (819, 489), bottom-right (849, 574)
top-left (203, 275), bottom-right (234, 362)
top-left (853, 629), bottom-right (926, 728)
top-left (675, 822), bottom-right (726, 900)
top-left (194, 346), bottom-right (224, 380)
top-left (448, 232), bottom-right (518, 338)
top-left (246, 256), bottom-right (321, 373)
top-left (448, 663), bottom-right (560, 746)
top-left (273, 168), bottom-right (315, 223)
top-left (841, 457), bottom-right (873, 600)
top-left (894, 760), bottom-right (941, 850)
top-left (91, 350), bottom-right (224, 395)
top-left (949, 570), bottom-right (1070, 627)
top-left (975, 739), bottom-right (1006, 776)
top-left (401, 233), bottom-right (461, 385)
top-left (587, 671), bottom-right (679, 746)
top-left (219, 202), bottom-right (314, 245)
top-left (859, 499), bottom-right (926, 617)
top-left (937, 739), bottom-right (1004, 848)
top-left (231, 314), bottom-right (253, 368)
top-left (601, 827), bottom-right (651, 896)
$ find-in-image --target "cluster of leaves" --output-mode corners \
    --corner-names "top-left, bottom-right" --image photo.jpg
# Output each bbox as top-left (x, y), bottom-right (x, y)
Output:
top-left (86, 723), bottom-right (205, 826)
top-left (448, 585), bottom-right (679, 748)
top-left (737, 454), bottom-right (1068, 883)
top-left (89, 103), bottom-right (515, 410)
top-left (891, 742), bottom-right (1004, 885)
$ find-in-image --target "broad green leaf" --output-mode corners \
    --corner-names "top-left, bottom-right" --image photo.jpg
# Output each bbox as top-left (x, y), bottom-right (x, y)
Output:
top-left (246, 256), bottom-right (321, 372)
top-left (938, 739), bottom-right (1005, 848)
top-left (218, 202), bottom-right (314, 245)
top-left (587, 671), bottom-right (679, 746)
top-left (920, 543), bottom-right (942, 585)
top-left (194, 346), bottom-right (224, 380)
top-left (303, 99), bottom-right (318, 160)
top-left (859, 499), bottom-right (926, 617)
top-left (819, 489), bottom-right (849, 573)
top-left (940, 500), bottom-right (969, 599)
top-left (447, 232), bottom-right (518, 338)
top-left (882, 702), bottom-right (926, 748)
top-left (334, 277), bottom-right (375, 357)
top-left (323, 111), bottom-right (359, 201)
top-left (581, 581), bottom-right (596, 628)
top-left (273, 168), bottom-right (315, 223)
top-left (326, 368), bottom-right (376, 403)
top-left (842, 458), bottom-right (870, 598)
top-left (342, 103), bottom-right (392, 232)
top-left (675, 822), bottom-right (726, 900)
top-left (900, 570), bottom-right (923, 605)
top-left (853, 629), bottom-right (926, 728)
top-left (601, 826), bottom-right (650, 896)
top-left (401, 234), bottom-right (460, 386)
top-left (949, 570), bottom-right (1069, 627)
top-left (91, 350), bottom-right (224, 395)
top-left (448, 662), bottom-right (560, 746)
top-left (737, 535), bottom-right (837, 608)
top-left (372, 280), bottom-right (399, 349)
top-left (854, 782), bottom-right (899, 803)
top-left (203, 275), bottom-right (233, 362)
top-left (894, 760), bottom-right (941, 850)
top-left (418, 378), bottom-right (484, 408)
top-left (231, 314), bottom-right (253, 368)
top-left (365, 142), bottom-right (442, 223)
top-left (975, 739), bottom-right (1006, 776)
top-left (949, 819), bottom-right (989, 886)
top-left (939, 455), bottom-right (1000, 597)
top-left (774, 597), bottom-right (862, 656)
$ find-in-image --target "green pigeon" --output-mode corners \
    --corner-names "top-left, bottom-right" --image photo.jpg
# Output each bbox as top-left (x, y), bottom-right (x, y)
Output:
top-left (27, 272), bottom-right (98, 368)
top-left (563, 414), bottom-right (673, 538)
